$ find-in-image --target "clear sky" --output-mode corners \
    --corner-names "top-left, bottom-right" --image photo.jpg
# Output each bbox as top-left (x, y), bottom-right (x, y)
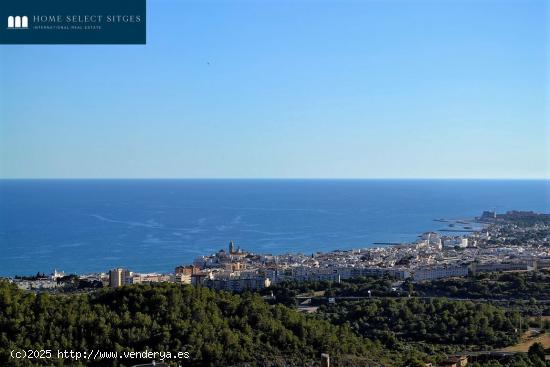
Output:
top-left (0, 0), bottom-right (548, 179)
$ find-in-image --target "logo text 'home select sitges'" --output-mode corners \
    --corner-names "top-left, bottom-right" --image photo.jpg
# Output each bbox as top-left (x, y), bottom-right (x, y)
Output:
top-left (0, 0), bottom-right (145, 44)
top-left (14, 14), bottom-right (142, 30)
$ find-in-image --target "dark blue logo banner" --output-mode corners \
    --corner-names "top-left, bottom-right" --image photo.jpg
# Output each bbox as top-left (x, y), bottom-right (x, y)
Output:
top-left (0, 0), bottom-right (146, 44)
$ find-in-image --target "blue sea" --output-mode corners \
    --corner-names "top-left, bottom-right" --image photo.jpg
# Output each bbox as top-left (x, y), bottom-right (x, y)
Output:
top-left (0, 179), bottom-right (549, 277)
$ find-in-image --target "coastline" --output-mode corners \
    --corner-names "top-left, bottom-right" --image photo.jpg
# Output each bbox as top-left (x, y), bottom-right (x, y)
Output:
top-left (1, 179), bottom-right (549, 276)
top-left (6, 210), bottom-right (549, 292)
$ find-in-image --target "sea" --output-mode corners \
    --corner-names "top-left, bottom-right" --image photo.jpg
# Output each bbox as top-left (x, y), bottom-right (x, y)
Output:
top-left (0, 179), bottom-right (549, 277)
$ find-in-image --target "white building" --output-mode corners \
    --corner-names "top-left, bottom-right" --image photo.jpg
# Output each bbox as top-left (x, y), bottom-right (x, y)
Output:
top-left (413, 265), bottom-right (468, 281)
top-left (108, 268), bottom-right (131, 287)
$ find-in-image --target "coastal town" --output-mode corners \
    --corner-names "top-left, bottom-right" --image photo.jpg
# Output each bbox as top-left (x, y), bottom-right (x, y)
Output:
top-left (7, 211), bottom-right (550, 294)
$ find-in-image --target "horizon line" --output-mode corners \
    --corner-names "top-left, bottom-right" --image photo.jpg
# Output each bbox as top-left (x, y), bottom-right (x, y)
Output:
top-left (1, 177), bottom-right (549, 181)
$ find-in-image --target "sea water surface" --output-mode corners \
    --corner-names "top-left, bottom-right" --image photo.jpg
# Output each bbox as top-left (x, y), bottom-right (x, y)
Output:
top-left (0, 179), bottom-right (549, 276)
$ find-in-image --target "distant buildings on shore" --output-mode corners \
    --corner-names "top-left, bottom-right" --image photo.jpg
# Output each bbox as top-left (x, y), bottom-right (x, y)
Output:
top-left (105, 231), bottom-right (549, 292)
top-left (108, 268), bottom-right (130, 287)
top-left (8, 211), bottom-right (550, 292)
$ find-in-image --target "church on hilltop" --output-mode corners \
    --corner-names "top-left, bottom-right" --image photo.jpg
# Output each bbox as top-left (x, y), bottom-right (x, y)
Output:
top-left (229, 240), bottom-right (243, 255)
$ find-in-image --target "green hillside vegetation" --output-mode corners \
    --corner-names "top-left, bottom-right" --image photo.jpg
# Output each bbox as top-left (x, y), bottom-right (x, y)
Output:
top-left (469, 342), bottom-right (550, 367)
top-left (264, 271), bottom-right (550, 303)
top-left (320, 298), bottom-right (520, 353)
top-left (0, 280), bottom-right (390, 367)
top-left (1, 278), bottom-right (547, 366)
top-left (260, 276), bottom-right (400, 306)
top-left (415, 271), bottom-right (550, 301)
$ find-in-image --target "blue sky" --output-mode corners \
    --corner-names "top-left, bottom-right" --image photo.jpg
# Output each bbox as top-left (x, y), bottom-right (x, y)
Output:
top-left (0, 0), bottom-right (548, 178)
